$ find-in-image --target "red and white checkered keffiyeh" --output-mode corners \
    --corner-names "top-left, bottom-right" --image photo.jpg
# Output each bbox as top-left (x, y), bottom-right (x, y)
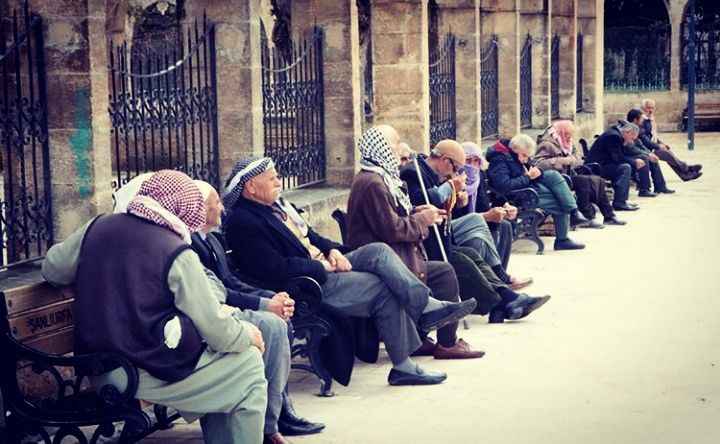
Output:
top-left (126, 170), bottom-right (206, 244)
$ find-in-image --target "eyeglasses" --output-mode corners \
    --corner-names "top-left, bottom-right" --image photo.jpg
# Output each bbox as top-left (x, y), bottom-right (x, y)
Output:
top-left (444, 156), bottom-right (461, 173)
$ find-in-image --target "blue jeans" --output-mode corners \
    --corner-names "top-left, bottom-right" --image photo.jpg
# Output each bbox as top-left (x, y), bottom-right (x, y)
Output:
top-left (534, 170), bottom-right (577, 240)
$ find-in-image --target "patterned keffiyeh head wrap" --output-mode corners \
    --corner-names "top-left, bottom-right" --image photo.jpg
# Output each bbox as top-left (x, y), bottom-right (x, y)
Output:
top-left (358, 126), bottom-right (413, 214)
top-left (112, 173), bottom-right (153, 214)
top-left (126, 170), bottom-right (206, 244)
top-left (548, 120), bottom-right (575, 154)
top-left (222, 157), bottom-right (276, 209)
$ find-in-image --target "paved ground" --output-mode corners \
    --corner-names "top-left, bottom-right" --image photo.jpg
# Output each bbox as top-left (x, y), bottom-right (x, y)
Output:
top-left (144, 132), bottom-right (720, 444)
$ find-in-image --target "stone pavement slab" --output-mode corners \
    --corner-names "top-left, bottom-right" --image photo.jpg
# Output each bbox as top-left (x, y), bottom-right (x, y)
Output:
top-left (142, 132), bottom-right (720, 444)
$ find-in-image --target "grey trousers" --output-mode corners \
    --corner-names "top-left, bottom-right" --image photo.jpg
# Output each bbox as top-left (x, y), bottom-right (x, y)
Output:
top-left (321, 243), bottom-right (430, 364)
top-left (107, 348), bottom-right (268, 444)
top-left (233, 310), bottom-right (290, 435)
top-left (451, 213), bottom-right (503, 267)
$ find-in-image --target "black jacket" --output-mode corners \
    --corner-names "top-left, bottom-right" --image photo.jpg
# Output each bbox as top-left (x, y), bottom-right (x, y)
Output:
top-left (191, 232), bottom-right (274, 311)
top-left (640, 119), bottom-right (662, 151)
top-left (586, 125), bottom-right (629, 166)
top-left (224, 197), bottom-right (345, 290)
top-left (485, 139), bottom-right (534, 194)
top-left (224, 197), bottom-right (377, 387)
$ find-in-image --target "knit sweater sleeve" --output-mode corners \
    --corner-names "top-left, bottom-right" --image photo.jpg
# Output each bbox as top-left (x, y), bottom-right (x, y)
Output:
top-left (168, 250), bottom-right (254, 354)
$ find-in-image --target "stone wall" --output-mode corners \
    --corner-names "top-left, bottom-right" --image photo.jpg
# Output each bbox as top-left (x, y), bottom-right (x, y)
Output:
top-left (604, 90), bottom-right (720, 131)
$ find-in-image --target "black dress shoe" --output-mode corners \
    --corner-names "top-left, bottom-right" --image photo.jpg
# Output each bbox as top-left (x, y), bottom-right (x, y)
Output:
top-left (638, 190), bottom-right (657, 197)
top-left (690, 164), bottom-right (702, 173)
top-left (603, 216), bottom-right (626, 226)
top-left (655, 188), bottom-right (675, 194)
top-left (278, 419), bottom-right (325, 436)
top-left (613, 202), bottom-right (639, 211)
top-left (505, 295), bottom-right (552, 320)
top-left (570, 210), bottom-right (590, 227)
top-left (553, 238), bottom-right (585, 250)
top-left (681, 171), bottom-right (702, 182)
top-left (579, 219), bottom-right (605, 229)
top-left (417, 299), bottom-right (476, 332)
top-left (388, 368), bottom-right (447, 386)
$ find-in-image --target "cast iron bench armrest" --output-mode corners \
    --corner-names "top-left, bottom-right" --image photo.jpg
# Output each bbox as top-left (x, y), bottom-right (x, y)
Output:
top-left (505, 187), bottom-right (540, 210)
top-left (4, 334), bottom-right (140, 411)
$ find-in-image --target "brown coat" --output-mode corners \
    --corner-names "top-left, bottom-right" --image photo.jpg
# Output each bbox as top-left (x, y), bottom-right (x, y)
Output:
top-left (534, 134), bottom-right (583, 174)
top-left (345, 171), bottom-right (430, 282)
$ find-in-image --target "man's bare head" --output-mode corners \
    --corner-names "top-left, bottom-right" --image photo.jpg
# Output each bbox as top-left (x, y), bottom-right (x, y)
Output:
top-left (430, 139), bottom-right (465, 175)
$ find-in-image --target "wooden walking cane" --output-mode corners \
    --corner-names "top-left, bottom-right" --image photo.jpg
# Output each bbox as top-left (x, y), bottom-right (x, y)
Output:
top-left (411, 154), bottom-right (470, 329)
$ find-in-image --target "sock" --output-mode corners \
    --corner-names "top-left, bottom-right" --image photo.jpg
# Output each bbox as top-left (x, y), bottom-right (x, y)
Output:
top-left (393, 358), bottom-right (445, 377)
top-left (422, 297), bottom-right (449, 314)
top-left (497, 287), bottom-right (519, 306)
top-left (492, 265), bottom-right (512, 284)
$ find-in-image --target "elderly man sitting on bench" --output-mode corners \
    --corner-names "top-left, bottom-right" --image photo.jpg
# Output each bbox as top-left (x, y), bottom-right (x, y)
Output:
top-left (221, 156), bottom-right (476, 386)
top-left (42, 170), bottom-right (267, 444)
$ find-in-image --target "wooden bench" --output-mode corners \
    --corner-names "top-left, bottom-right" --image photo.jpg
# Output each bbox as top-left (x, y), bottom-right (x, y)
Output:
top-left (0, 265), bottom-right (179, 443)
top-left (682, 104), bottom-right (720, 131)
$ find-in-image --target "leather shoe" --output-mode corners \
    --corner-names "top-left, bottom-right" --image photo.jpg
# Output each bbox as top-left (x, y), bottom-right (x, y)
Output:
top-left (388, 368), bottom-right (447, 386)
top-left (690, 164), bottom-right (702, 173)
top-left (264, 433), bottom-right (291, 444)
top-left (505, 295), bottom-right (551, 320)
top-left (278, 419), bottom-right (325, 436)
top-left (655, 188), bottom-right (675, 194)
top-left (553, 238), bottom-right (585, 250)
top-left (638, 190), bottom-right (657, 197)
top-left (417, 299), bottom-right (476, 332)
top-left (603, 216), bottom-right (626, 226)
top-left (681, 171), bottom-right (702, 182)
top-left (433, 338), bottom-right (485, 360)
top-left (509, 276), bottom-right (533, 291)
top-left (613, 202), bottom-right (639, 211)
top-left (411, 337), bottom-right (437, 356)
top-left (570, 210), bottom-right (590, 227)
top-left (579, 219), bottom-right (604, 229)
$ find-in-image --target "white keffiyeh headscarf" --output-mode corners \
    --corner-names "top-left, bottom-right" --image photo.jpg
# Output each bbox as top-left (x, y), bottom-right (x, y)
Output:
top-left (222, 157), bottom-right (276, 209)
top-left (358, 127), bottom-right (413, 214)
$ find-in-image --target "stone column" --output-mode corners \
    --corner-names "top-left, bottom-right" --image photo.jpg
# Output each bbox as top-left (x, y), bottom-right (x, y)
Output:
top-left (520, 0), bottom-right (550, 128)
top-left (550, 0), bottom-right (577, 120)
top-left (24, 0), bottom-right (114, 240)
top-left (186, 0), bottom-right (265, 182)
top-left (668, 0), bottom-right (685, 93)
top-left (577, 0), bottom-right (604, 133)
top-left (436, 0), bottom-right (482, 144)
top-left (290, 0), bottom-right (363, 186)
top-left (481, 0), bottom-right (520, 137)
top-left (371, 0), bottom-right (430, 153)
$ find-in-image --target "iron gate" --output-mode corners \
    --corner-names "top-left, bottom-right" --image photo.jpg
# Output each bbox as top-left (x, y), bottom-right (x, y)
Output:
top-left (429, 33), bottom-right (456, 148)
top-left (261, 24), bottom-right (326, 190)
top-left (0, 2), bottom-right (53, 268)
top-left (481, 36), bottom-right (499, 139)
top-left (108, 14), bottom-right (220, 190)
top-left (551, 34), bottom-right (560, 119)
top-left (576, 34), bottom-right (583, 112)
top-left (520, 34), bottom-right (533, 129)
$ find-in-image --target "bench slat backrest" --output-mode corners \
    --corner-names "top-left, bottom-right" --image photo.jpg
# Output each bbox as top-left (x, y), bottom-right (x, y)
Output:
top-left (1, 268), bottom-right (75, 356)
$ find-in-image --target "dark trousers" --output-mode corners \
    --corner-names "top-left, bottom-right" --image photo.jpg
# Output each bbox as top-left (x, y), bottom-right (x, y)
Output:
top-left (599, 163), bottom-right (632, 204)
top-left (649, 161), bottom-right (667, 191)
top-left (448, 246), bottom-right (505, 316)
top-left (625, 156), bottom-right (651, 192)
top-left (425, 261), bottom-right (460, 348)
top-left (655, 147), bottom-right (691, 179)
top-left (571, 174), bottom-right (615, 219)
top-left (489, 219), bottom-right (513, 270)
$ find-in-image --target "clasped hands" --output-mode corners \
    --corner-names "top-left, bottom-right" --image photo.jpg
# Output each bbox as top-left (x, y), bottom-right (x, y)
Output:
top-left (320, 248), bottom-right (352, 273)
